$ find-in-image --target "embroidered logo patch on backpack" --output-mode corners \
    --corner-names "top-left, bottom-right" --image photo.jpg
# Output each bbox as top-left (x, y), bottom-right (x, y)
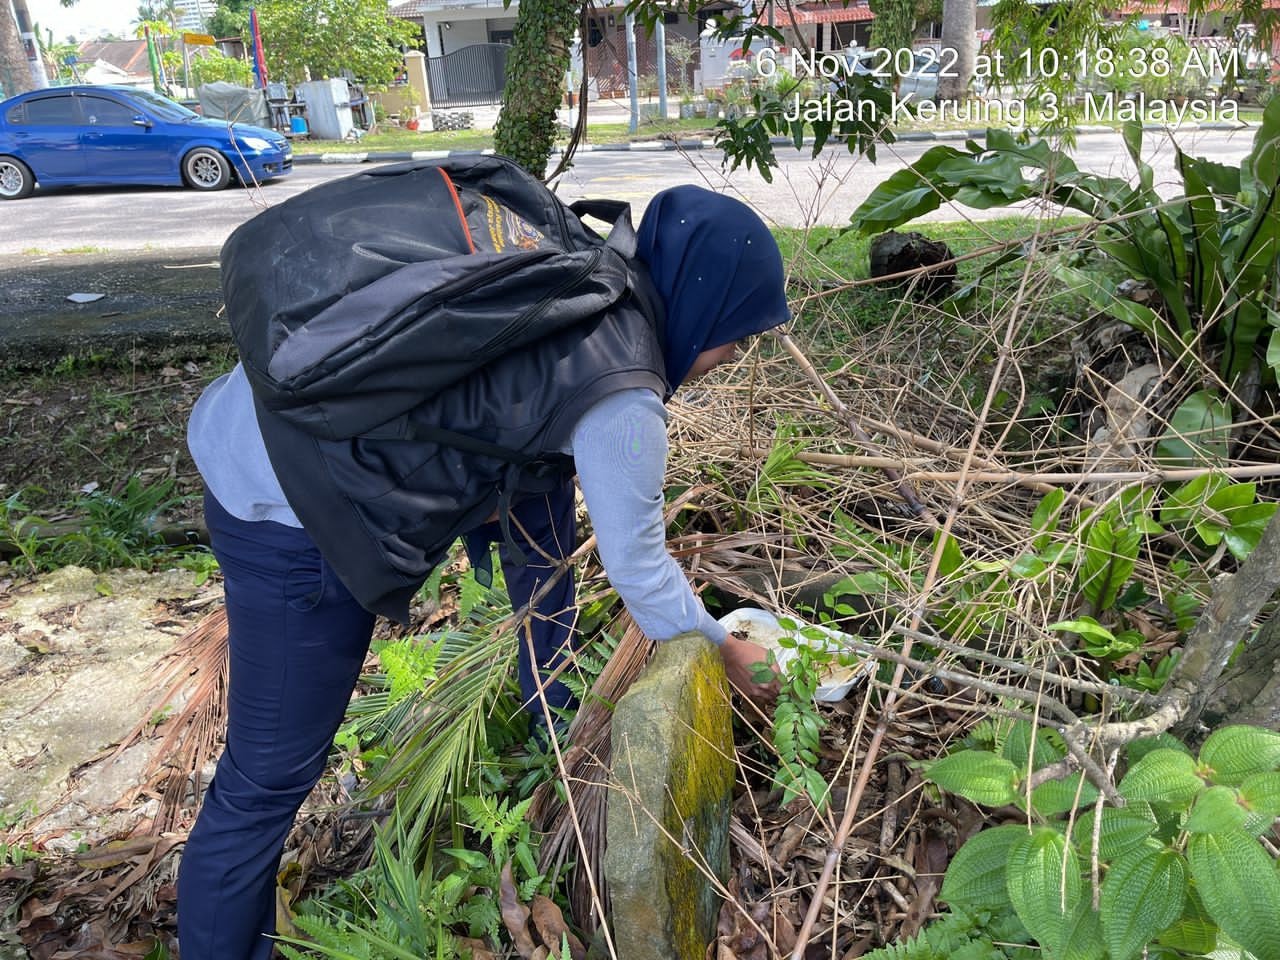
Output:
top-left (481, 193), bottom-right (546, 252)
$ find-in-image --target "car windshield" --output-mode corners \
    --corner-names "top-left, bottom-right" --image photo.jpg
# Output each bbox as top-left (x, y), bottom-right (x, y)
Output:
top-left (123, 88), bottom-right (198, 122)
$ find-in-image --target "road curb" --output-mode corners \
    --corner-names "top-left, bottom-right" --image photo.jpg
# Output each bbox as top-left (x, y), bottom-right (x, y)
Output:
top-left (292, 121), bottom-right (1256, 165)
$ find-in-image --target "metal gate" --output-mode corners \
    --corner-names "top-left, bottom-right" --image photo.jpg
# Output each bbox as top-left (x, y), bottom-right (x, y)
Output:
top-left (426, 43), bottom-right (509, 108)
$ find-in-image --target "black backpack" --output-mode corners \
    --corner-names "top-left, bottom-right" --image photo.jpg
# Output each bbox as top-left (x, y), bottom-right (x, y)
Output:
top-left (222, 154), bottom-right (645, 444)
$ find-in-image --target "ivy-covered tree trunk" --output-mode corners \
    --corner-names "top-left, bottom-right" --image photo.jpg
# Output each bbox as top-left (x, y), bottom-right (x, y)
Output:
top-left (493, 0), bottom-right (579, 177)
top-left (868, 0), bottom-right (915, 73)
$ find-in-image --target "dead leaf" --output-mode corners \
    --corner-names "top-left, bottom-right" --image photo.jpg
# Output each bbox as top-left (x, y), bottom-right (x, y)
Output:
top-left (773, 821), bottom-right (807, 867)
top-left (529, 894), bottom-right (587, 960)
top-left (275, 861), bottom-right (306, 942)
top-left (499, 861), bottom-right (538, 959)
top-left (531, 949), bottom-right (549, 960)
top-left (772, 901), bottom-right (798, 955)
top-left (73, 837), bottom-right (160, 871)
top-left (18, 630), bottom-right (52, 654)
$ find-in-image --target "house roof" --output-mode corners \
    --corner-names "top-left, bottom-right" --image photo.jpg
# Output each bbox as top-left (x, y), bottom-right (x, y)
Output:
top-left (389, 0), bottom-right (429, 16)
top-left (76, 40), bottom-right (152, 78)
top-left (781, 1), bottom-right (875, 24)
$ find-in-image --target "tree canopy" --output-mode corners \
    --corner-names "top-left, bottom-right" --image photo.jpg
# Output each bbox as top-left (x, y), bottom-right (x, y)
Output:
top-left (252, 0), bottom-right (422, 86)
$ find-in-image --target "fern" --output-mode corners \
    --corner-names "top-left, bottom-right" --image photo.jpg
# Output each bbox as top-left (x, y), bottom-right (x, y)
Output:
top-left (861, 909), bottom-right (1036, 960)
top-left (378, 636), bottom-right (443, 704)
top-left (559, 628), bottom-right (621, 702)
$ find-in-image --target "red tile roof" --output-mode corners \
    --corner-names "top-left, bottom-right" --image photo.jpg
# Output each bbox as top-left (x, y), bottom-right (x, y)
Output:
top-left (779, 1), bottom-right (875, 24)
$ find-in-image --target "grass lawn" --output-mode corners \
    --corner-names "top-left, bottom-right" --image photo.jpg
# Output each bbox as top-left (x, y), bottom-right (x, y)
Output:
top-left (290, 101), bottom-right (1264, 156)
top-left (774, 216), bottom-right (1092, 337)
top-left (289, 117), bottom-right (719, 155)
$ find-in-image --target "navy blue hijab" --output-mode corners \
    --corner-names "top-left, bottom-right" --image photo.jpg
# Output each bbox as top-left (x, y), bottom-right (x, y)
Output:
top-left (635, 186), bottom-right (790, 388)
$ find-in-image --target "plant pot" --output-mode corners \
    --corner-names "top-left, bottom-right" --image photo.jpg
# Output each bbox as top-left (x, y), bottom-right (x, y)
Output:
top-left (680, 103), bottom-right (696, 119)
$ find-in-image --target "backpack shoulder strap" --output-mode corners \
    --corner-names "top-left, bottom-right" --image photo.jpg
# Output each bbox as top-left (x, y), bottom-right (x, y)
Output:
top-left (568, 199), bottom-right (637, 258)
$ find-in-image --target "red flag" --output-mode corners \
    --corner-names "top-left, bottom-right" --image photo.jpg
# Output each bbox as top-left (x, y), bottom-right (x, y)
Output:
top-left (250, 7), bottom-right (269, 88)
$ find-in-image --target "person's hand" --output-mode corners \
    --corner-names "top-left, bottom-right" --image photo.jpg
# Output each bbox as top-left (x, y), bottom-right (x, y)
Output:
top-left (718, 633), bottom-right (780, 704)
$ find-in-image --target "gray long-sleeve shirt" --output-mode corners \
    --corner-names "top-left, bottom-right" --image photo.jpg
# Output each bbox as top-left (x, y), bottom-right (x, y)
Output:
top-left (188, 365), bottom-right (725, 644)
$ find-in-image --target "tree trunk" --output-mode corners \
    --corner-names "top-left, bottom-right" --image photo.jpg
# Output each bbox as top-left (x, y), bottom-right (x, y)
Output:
top-left (1, 0), bottom-right (34, 98)
top-left (869, 0), bottom-right (915, 81)
top-left (1170, 509), bottom-right (1280, 739)
top-left (1201, 606), bottom-right (1280, 731)
top-left (493, 0), bottom-right (579, 177)
top-left (936, 0), bottom-right (975, 102)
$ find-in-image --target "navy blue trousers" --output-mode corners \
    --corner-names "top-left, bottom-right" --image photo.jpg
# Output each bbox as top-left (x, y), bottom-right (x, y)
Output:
top-left (177, 484), bottom-right (576, 959)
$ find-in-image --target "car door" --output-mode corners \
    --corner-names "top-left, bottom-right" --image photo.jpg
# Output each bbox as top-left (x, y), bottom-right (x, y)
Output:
top-left (4, 92), bottom-right (84, 182)
top-left (77, 92), bottom-right (174, 183)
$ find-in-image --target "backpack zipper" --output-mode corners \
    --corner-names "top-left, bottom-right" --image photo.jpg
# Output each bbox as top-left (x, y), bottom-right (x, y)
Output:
top-left (484, 247), bottom-right (605, 355)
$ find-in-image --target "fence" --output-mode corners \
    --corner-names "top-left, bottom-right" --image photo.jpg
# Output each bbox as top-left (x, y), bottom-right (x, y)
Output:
top-left (426, 42), bottom-right (509, 108)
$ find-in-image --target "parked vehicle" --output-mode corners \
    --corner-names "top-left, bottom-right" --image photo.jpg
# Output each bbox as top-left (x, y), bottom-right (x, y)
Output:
top-left (0, 85), bottom-right (292, 200)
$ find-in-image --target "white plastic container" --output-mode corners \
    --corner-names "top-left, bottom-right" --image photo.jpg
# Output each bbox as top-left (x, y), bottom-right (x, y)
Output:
top-left (717, 607), bottom-right (873, 702)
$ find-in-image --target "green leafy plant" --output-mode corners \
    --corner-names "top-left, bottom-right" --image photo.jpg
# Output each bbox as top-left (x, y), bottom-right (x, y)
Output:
top-left (0, 476), bottom-right (191, 573)
top-left (915, 721), bottom-right (1280, 960)
top-left (752, 616), bottom-right (864, 811)
top-left (849, 99), bottom-right (1280, 397)
top-left (278, 787), bottom-right (556, 958)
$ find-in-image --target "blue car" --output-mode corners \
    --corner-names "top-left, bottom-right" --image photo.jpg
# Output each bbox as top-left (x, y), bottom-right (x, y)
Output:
top-left (0, 84), bottom-right (292, 200)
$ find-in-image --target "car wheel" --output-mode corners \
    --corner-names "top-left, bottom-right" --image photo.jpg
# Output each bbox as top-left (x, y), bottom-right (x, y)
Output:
top-left (182, 148), bottom-right (231, 191)
top-left (0, 156), bottom-right (35, 200)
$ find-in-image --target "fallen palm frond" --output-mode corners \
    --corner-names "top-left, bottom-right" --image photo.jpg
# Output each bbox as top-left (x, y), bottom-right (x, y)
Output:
top-left (112, 604), bottom-right (231, 834)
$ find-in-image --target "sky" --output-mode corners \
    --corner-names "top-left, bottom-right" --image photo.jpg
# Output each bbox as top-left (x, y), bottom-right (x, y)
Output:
top-left (26, 0), bottom-right (150, 43)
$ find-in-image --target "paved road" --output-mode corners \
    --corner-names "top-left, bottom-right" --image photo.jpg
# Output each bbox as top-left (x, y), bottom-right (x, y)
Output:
top-left (3, 128), bottom-right (1256, 256)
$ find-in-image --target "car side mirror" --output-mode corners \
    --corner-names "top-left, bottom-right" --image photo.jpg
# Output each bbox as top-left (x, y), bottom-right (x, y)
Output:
top-left (132, 115), bottom-right (152, 128)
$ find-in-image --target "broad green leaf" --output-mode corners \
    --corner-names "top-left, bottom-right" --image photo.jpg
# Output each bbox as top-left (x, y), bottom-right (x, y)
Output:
top-left (1007, 827), bottom-right (1082, 957)
top-left (927, 751), bottom-right (1020, 807)
top-left (1127, 734), bottom-right (1194, 765)
top-left (1078, 518), bottom-right (1140, 611)
top-left (1072, 803), bottom-right (1158, 861)
top-left (1157, 392), bottom-right (1233, 467)
top-left (1156, 886), bottom-right (1219, 954)
top-left (1119, 749), bottom-right (1204, 809)
top-left (1162, 472), bottom-right (1228, 525)
top-left (935, 530), bottom-right (965, 578)
top-left (1100, 841), bottom-right (1187, 960)
top-left (1032, 488), bottom-right (1067, 550)
top-left (939, 823), bottom-right (1025, 910)
top-left (1200, 725), bottom-right (1280, 786)
top-left (1239, 771), bottom-right (1280, 819)
top-left (1184, 785), bottom-right (1249, 835)
top-left (1030, 775), bottom-right (1099, 818)
top-left (1221, 502), bottom-right (1278, 561)
top-left (1001, 721), bottom-right (1065, 773)
top-left (1187, 830), bottom-right (1280, 960)
top-left (849, 145), bottom-right (970, 233)
top-left (1222, 299), bottom-right (1268, 383)
top-left (1052, 264), bottom-right (1183, 358)
top-left (1048, 617), bottom-right (1117, 646)
top-left (1060, 896), bottom-right (1106, 960)
top-left (1178, 152), bottom-right (1227, 335)
top-left (1010, 554), bottom-right (1047, 579)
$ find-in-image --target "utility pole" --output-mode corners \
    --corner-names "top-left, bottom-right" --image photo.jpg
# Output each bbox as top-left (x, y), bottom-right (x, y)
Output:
top-left (625, 11), bottom-right (638, 133)
top-left (655, 12), bottom-right (667, 121)
top-left (11, 0), bottom-right (47, 88)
